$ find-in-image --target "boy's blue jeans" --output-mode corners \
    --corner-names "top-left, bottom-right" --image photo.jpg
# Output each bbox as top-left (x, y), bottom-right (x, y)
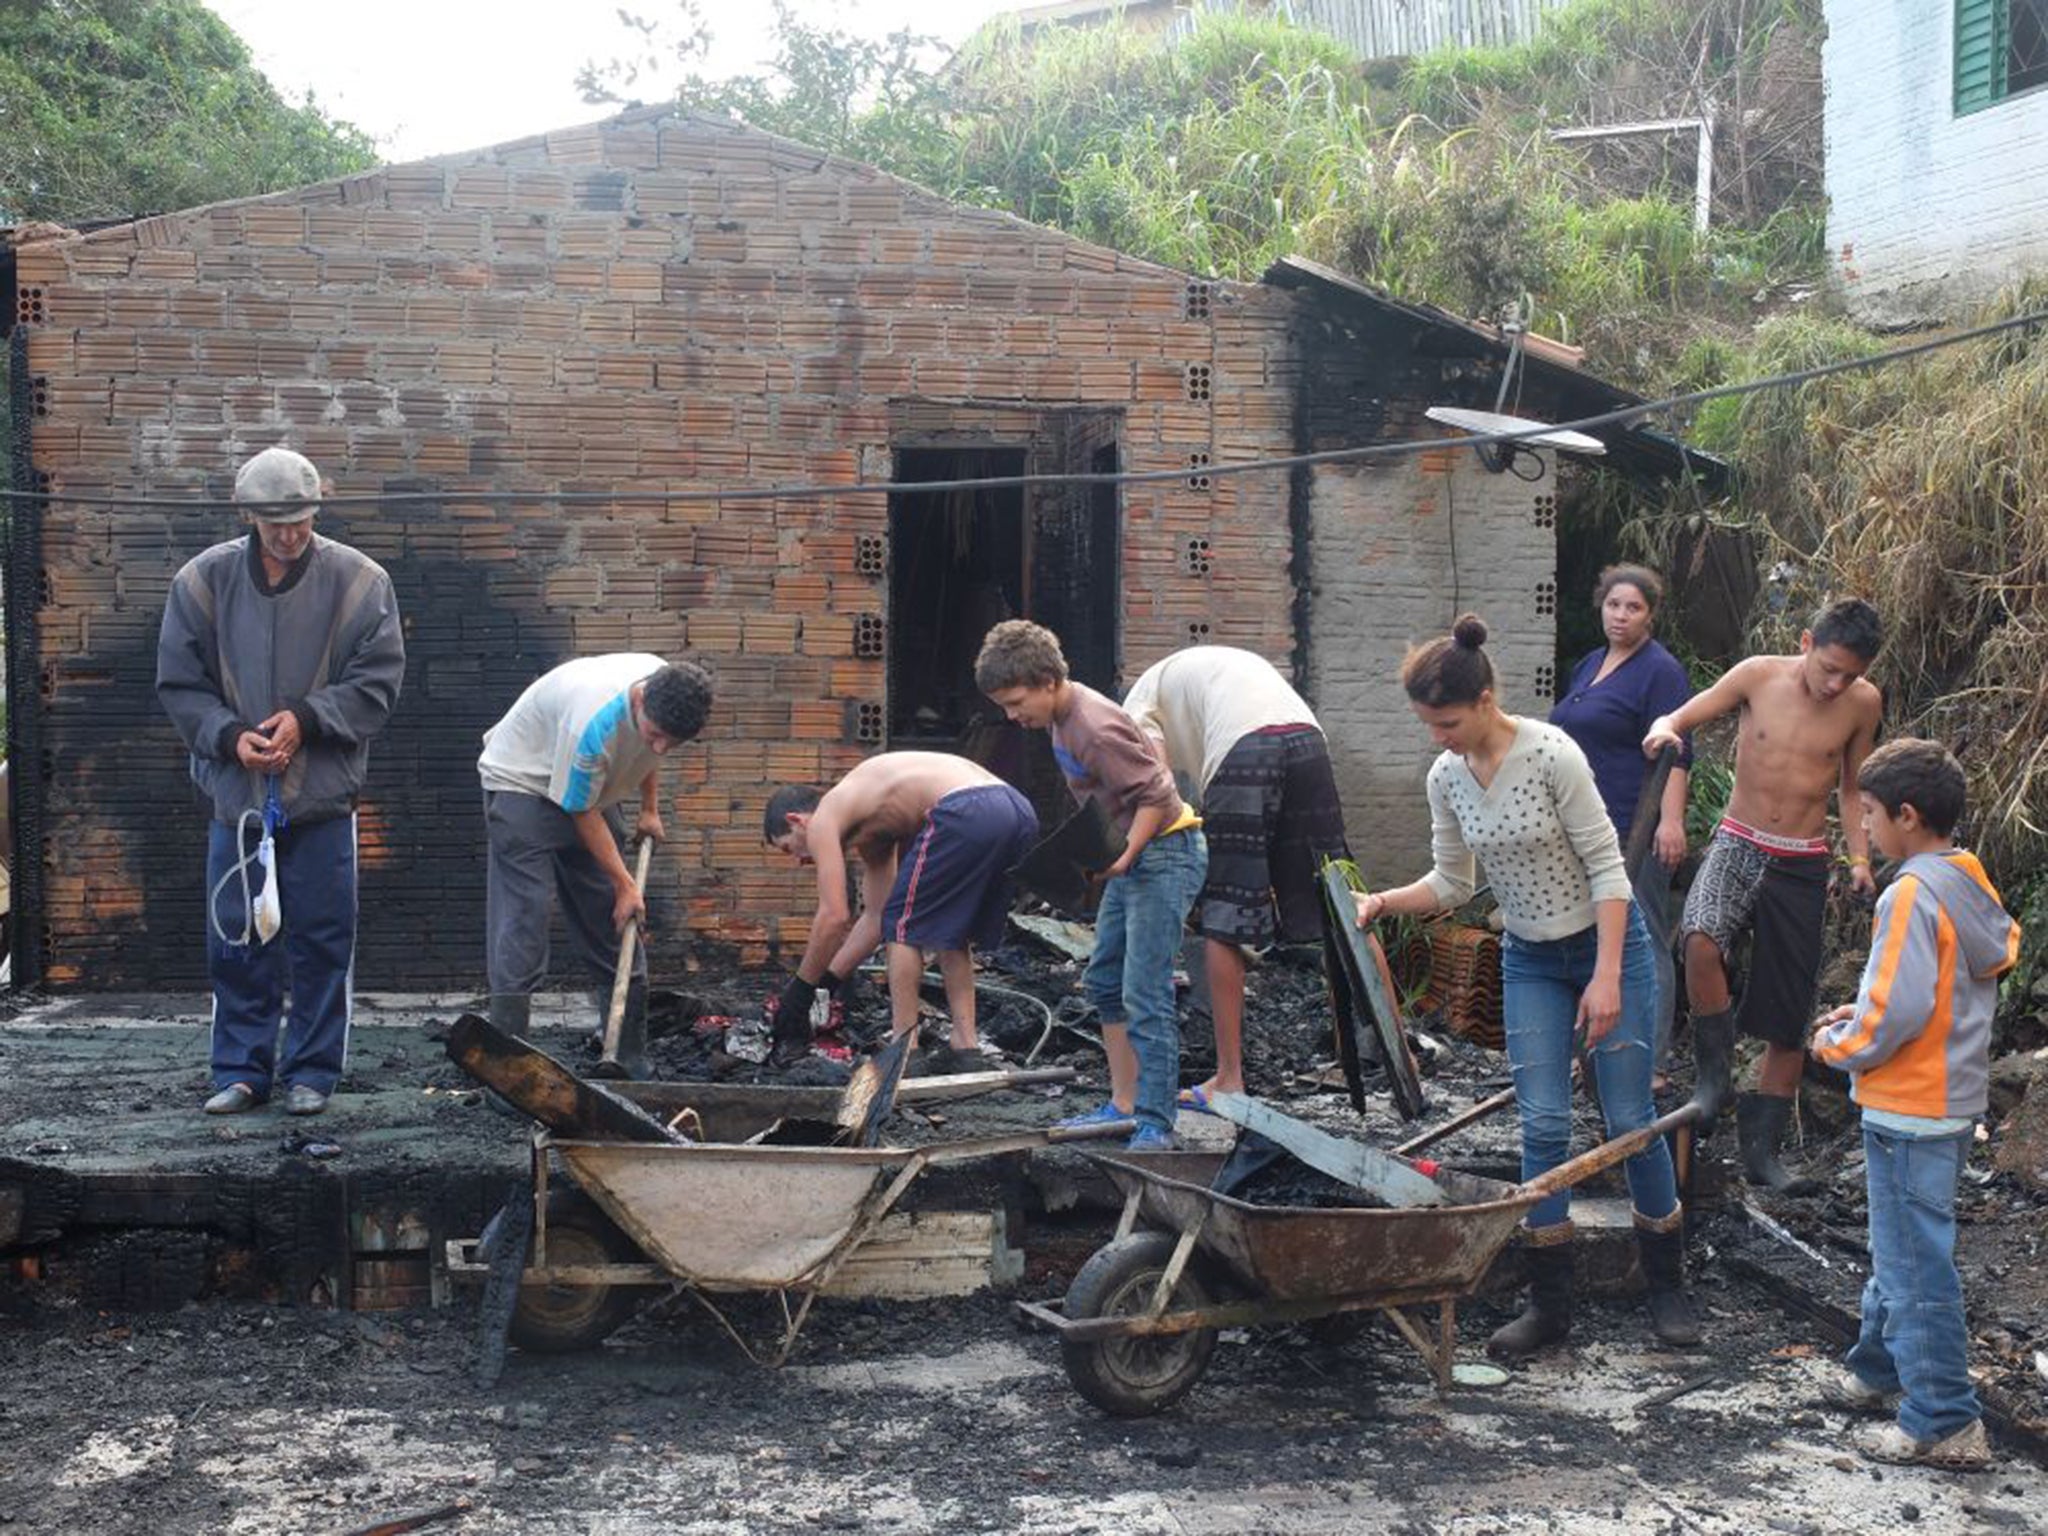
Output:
top-left (1846, 1121), bottom-right (1979, 1442)
top-left (1500, 905), bottom-right (1678, 1231)
top-left (1083, 828), bottom-right (1208, 1138)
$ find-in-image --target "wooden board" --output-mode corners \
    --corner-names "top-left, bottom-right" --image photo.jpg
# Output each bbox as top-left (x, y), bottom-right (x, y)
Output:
top-left (1320, 864), bottom-right (1427, 1119)
top-left (818, 1210), bottom-right (1019, 1300)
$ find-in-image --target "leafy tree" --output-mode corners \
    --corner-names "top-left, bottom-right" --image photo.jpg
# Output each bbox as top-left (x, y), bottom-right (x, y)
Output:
top-left (577, 1), bottom-right (953, 177)
top-left (0, 0), bottom-right (376, 224)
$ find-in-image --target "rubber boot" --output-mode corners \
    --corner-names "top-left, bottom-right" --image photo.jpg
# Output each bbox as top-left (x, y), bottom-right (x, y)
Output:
top-left (1687, 1007), bottom-right (1735, 1127)
top-left (1635, 1213), bottom-right (1702, 1347)
top-left (1487, 1230), bottom-right (1574, 1363)
top-left (484, 993), bottom-right (533, 1119)
top-left (489, 990), bottom-right (533, 1039)
top-left (1736, 1091), bottom-right (1820, 1196)
top-left (588, 978), bottom-right (650, 1080)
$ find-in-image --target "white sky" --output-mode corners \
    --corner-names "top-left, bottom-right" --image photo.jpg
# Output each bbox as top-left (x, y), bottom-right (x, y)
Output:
top-left (205, 1), bottom-right (1014, 164)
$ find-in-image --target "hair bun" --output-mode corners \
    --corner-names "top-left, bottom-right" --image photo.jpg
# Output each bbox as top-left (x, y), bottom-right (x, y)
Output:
top-left (1451, 613), bottom-right (1489, 650)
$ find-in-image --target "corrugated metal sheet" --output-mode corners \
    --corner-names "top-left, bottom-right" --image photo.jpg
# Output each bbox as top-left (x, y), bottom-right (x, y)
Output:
top-left (1284, 0), bottom-right (1572, 59)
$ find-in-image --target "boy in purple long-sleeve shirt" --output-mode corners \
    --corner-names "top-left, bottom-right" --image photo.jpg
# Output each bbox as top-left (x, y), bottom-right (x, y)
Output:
top-left (977, 621), bottom-right (1208, 1150)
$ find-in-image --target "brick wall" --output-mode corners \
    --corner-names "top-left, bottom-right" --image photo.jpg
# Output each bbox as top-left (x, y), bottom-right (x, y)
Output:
top-left (12, 109), bottom-right (1300, 989)
top-left (1305, 452), bottom-right (1557, 872)
top-left (1824, 0), bottom-right (2048, 325)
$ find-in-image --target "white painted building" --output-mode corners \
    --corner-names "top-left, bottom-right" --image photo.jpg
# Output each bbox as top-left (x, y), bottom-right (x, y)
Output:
top-left (1825, 1), bottom-right (2048, 325)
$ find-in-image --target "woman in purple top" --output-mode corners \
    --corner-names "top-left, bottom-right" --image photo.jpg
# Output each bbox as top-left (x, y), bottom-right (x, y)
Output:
top-left (1549, 565), bottom-right (1693, 1080)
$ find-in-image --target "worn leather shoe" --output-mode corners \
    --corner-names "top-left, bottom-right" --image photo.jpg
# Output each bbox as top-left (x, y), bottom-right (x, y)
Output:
top-left (284, 1084), bottom-right (328, 1116)
top-left (203, 1082), bottom-right (261, 1115)
top-left (1819, 1366), bottom-right (1900, 1416)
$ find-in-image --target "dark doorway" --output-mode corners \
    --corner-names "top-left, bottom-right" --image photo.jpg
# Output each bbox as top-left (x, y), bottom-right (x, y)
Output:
top-left (887, 447), bottom-right (1027, 745)
top-left (887, 419), bottom-right (1122, 827)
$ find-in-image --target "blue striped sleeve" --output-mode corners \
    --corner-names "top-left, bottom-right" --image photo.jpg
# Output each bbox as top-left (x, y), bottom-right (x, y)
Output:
top-left (555, 692), bottom-right (631, 811)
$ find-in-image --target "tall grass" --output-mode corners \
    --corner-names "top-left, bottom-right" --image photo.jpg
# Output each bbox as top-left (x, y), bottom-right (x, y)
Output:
top-left (1621, 293), bottom-right (2048, 876)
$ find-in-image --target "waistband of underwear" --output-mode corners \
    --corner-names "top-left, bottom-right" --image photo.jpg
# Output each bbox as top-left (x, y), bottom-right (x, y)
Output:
top-left (1718, 815), bottom-right (1830, 857)
top-left (937, 782), bottom-right (1018, 805)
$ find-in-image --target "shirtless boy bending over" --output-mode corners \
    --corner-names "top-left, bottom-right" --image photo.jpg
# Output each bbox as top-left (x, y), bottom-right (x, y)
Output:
top-left (1644, 598), bottom-right (1882, 1193)
top-left (764, 752), bottom-right (1038, 1059)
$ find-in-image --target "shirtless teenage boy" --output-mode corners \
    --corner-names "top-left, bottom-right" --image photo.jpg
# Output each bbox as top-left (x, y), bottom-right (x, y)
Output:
top-left (763, 752), bottom-right (1038, 1058)
top-left (1643, 598), bottom-right (1883, 1193)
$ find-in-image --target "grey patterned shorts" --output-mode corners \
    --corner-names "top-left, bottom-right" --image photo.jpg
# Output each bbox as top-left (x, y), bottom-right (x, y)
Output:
top-left (1681, 823), bottom-right (1829, 1049)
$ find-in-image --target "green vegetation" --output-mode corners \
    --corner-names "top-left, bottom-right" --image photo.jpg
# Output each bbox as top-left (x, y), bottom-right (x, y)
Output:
top-left (594, 0), bottom-right (2048, 887)
top-left (0, 0), bottom-right (376, 224)
top-left (592, 0), bottom-right (1823, 391)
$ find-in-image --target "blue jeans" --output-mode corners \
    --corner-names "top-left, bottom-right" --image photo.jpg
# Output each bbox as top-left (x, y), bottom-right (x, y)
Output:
top-left (1846, 1121), bottom-right (1979, 1441)
top-left (207, 812), bottom-right (358, 1096)
top-left (1082, 828), bottom-right (1208, 1137)
top-left (1500, 905), bottom-right (1677, 1230)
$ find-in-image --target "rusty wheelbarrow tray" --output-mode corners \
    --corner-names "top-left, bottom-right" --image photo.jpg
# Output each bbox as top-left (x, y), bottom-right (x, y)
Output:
top-left (1021, 1095), bottom-right (1708, 1416)
top-left (449, 1083), bottom-right (1128, 1366)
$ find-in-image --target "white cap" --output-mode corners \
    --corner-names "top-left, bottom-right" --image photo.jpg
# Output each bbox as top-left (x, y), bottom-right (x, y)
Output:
top-left (233, 446), bottom-right (321, 522)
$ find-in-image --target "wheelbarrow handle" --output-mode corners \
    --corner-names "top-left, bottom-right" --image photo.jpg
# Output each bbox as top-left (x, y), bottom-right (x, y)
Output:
top-left (1516, 1101), bottom-right (1702, 1201)
top-left (1044, 1118), bottom-right (1139, 1145)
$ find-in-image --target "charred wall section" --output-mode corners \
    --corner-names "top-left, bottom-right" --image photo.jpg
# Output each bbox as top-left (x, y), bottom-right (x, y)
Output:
top-left (1285, 288), bottom-right (1560, 871)
top-left (10, 114), bottom-right (1301, 987)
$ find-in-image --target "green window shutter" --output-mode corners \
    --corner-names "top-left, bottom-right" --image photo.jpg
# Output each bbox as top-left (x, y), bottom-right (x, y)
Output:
top-left (1956, 0), bottom-right (2008, 114)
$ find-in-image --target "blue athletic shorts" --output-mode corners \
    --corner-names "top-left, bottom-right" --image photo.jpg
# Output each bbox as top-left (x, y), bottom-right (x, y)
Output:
top-left (882, 784), bottom-right (1040, 951)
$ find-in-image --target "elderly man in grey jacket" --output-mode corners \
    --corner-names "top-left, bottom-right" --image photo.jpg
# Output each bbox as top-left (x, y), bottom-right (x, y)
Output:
top-left (157, 447), bottom-right (406, 1116)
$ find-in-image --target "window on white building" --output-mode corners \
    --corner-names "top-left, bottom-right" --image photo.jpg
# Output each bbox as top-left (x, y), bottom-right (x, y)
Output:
top-left (1957, 0), bottom-right (2048, 112)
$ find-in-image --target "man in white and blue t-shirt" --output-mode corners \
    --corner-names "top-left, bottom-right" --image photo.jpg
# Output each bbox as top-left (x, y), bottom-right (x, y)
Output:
top-left (477, 653), bottom-right (713, 1076)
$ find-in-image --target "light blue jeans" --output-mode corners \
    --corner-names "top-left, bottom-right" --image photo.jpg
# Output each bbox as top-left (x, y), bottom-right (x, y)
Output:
top-left (1083, 828), bottom-right (1208, 1137)
top-left (1500, 905), bottom-right (1678, 1230)
top-left (1846, 1121), bottom-right (1979, 1442)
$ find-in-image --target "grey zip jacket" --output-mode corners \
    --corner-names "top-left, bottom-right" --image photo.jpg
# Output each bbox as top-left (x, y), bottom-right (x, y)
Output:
top-left (157, 533), bottom-right (406, 825)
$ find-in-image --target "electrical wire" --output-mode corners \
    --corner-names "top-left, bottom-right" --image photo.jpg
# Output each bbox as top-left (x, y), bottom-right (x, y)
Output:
top-left (853, 961), bottom-right (1068, 1064)
top-left (4, 308), bottom-right (2042, 513)
top-left (208, 806), bottom-right (265, 946)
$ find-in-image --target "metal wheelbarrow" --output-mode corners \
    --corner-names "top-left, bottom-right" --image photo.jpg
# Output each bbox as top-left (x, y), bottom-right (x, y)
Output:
top-left (449, 1113), bottom-right (1125, 1365)
top-left (1020, 1084), bottom-right (1722, 1416)
top-left (441, 1019), bottom-right (1134, 1368)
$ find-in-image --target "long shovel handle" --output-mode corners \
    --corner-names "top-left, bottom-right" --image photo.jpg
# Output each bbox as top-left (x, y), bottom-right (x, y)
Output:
top-left (1393, 1083), bottom-right (1516, 1156)
top-left (601, 837), bottom-right (655, 1064)
top-left (1623, 744), bottom-right (1680, 884)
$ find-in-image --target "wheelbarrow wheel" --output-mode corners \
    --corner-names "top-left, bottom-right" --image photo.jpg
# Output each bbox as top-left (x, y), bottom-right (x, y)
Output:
top-left (509, 1191), bottom-right (643, 1354)
top-left (1060, 1232), bottom-right (1218, 1417)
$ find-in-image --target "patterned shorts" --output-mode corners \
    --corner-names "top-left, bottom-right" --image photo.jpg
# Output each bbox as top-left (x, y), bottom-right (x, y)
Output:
top-left (1196, 726), bottom-right (1350, 948)
top-left (1681, 822), bottom-right (1829, 1049)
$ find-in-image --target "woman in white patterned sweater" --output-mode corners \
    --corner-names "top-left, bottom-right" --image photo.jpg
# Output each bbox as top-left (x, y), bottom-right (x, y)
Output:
top-left (1353, 615), bottom-right (1699, 1359)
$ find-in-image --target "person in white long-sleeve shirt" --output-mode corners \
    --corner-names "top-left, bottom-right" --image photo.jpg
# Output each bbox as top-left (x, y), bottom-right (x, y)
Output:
top-left (1351, 614), bottom-right (1696, 1361)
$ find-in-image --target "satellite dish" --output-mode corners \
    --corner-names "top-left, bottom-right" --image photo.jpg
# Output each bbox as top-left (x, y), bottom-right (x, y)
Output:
top-left (1426, 406), bottom-right (1608, 475)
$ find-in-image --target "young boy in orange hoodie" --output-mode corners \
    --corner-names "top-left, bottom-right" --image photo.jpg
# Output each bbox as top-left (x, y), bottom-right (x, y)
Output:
top-left (1809, 739), bottom-right (2020, 1470)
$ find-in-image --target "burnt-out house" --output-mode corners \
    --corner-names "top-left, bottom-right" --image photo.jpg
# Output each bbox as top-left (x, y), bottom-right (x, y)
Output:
top-left (3, 108), bottom-right (1704, 990)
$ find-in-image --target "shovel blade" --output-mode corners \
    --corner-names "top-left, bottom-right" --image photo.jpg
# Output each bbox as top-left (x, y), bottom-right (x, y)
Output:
top-left (835, 1030), bottom-right (915, 1147)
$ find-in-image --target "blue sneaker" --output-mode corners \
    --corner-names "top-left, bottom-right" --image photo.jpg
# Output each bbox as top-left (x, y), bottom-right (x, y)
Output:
top-left (1055, 1101), bottom-right (1127, 1131)
top-left (1125, 1125), bottom-right (1179, 1153)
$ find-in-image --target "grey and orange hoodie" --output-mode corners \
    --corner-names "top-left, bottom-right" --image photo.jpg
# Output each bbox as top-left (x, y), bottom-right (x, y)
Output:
top-left (1813, 849), bottom-right (2020, 1120)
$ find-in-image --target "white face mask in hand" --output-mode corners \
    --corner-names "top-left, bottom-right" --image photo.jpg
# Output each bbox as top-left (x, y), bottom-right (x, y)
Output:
top-left (253, 830), bottom-right (283, 944)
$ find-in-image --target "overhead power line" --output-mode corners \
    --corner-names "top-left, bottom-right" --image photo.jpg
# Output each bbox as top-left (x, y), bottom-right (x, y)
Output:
top-left (4, 307), bottom-right (2043, 512)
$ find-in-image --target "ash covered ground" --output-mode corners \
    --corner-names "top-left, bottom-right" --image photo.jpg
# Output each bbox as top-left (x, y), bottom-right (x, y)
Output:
top-left (2, 928), bottom-right (2046, 1531)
